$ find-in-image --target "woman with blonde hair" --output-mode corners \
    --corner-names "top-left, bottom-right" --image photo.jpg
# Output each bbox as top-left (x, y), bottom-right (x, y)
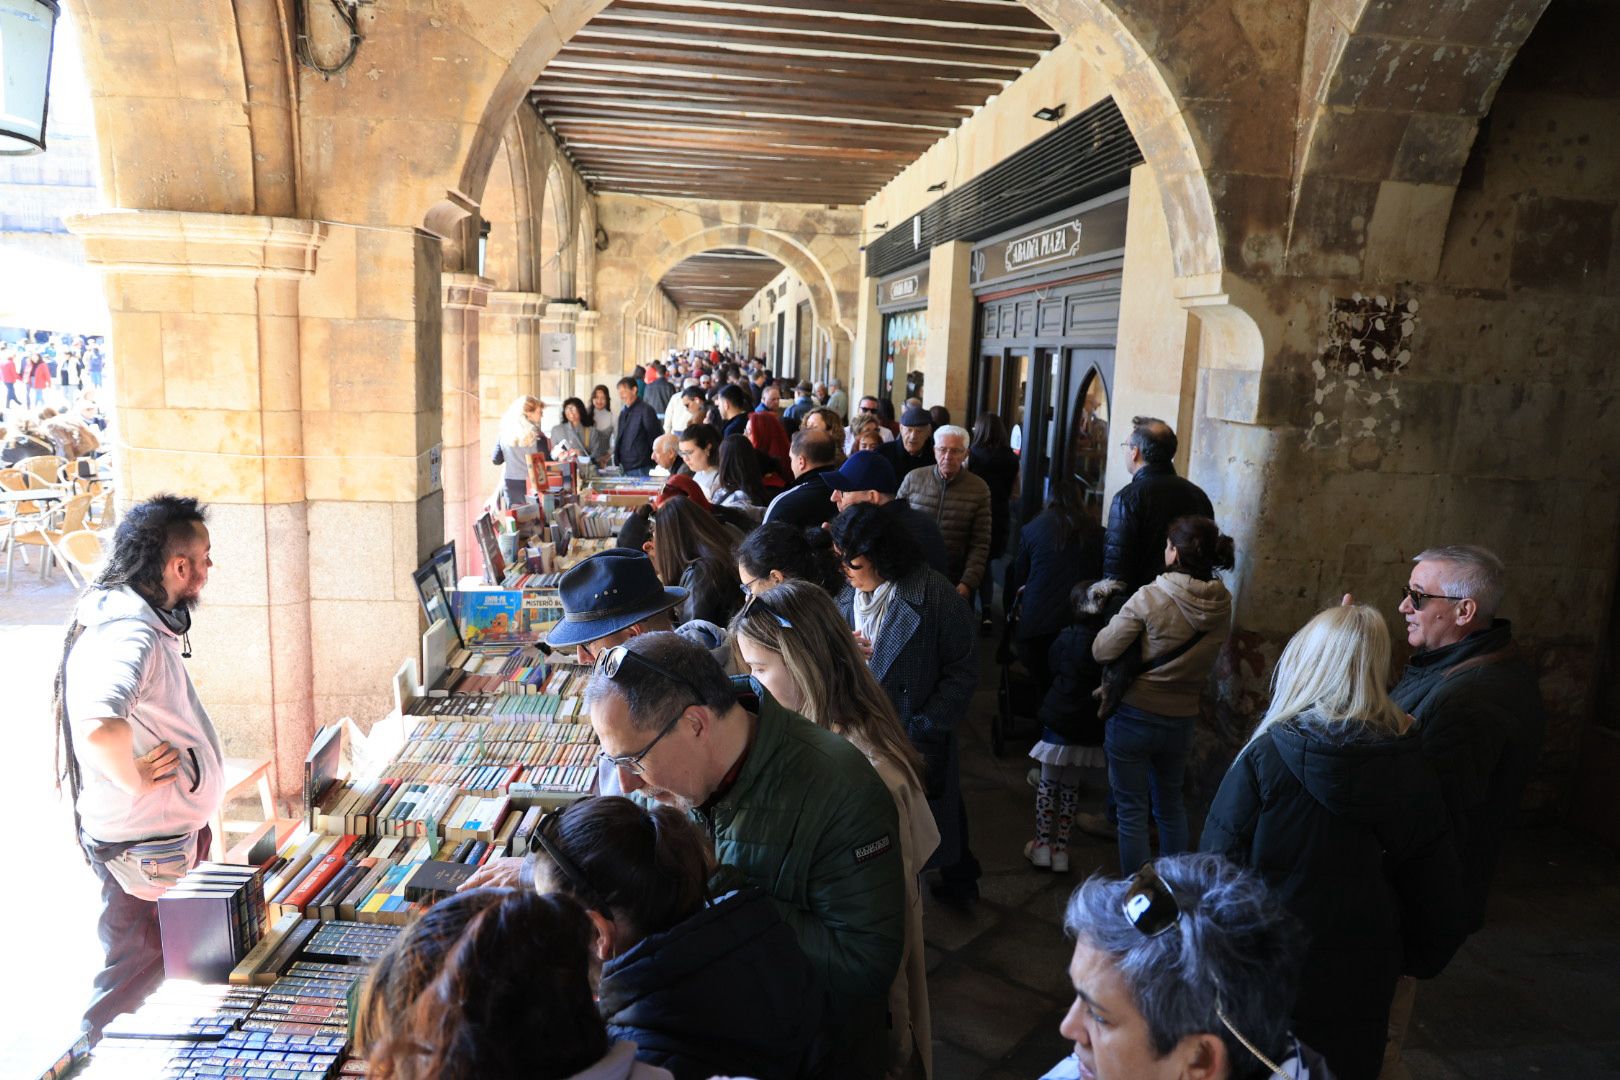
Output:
top-left (1200, 603), bottom-right (1469, 1080)
top-left (730, 581), bottom-right (938, 1080)
top-left (496, 394), bottom-right (548, 508)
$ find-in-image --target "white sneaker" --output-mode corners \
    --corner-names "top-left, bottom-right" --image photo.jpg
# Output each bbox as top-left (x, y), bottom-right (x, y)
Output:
top-left (1023, 840), bottom-right (1052, 868)
top-left (1051, 850), bottom-right (1070, 873)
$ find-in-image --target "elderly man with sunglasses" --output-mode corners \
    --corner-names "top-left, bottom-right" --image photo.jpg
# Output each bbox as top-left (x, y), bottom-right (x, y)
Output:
top-left (1368, 545), bottom-right (1545, 1078)
top-left (1047, 854), bottom-right (1335, 1080)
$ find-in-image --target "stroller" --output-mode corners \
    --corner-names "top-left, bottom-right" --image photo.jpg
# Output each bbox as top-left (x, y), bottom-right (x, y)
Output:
top-left (991, 586), bottom-right (1043, 756)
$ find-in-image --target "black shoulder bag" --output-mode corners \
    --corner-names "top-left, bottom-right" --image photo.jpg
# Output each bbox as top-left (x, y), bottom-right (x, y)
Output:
top-left (1097, 629), bottom-right (1208, 722)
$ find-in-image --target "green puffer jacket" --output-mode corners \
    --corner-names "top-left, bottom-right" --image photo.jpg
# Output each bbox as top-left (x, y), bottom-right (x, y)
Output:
top-left (692, 693), bottom-right (905, 1007)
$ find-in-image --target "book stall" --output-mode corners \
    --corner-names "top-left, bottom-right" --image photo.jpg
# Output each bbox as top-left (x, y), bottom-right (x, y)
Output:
top-left (43, 464), bottom-right (667, 1079)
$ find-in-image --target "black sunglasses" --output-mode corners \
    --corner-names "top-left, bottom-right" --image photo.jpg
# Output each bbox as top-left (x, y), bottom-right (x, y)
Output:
top-left (1120, 863), bottom-right (1295, 1078)
top-left (530, 804), bottom-right (608, 913)
top-left (1400, 585), bottom-right (1464, 611)
top-left (738, 590), bottom-right (793, 628)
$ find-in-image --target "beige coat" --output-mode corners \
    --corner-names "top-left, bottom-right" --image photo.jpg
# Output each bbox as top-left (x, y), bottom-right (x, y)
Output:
top-left (896, 465), bottom-right (992, 589)
top-left (1091, 572), bottom-right (1231, 716)
top-left (854, 738), bottom-right (940, 1080)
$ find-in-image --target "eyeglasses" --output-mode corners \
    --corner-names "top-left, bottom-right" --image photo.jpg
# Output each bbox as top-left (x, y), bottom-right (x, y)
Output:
top-left (529, 804), bottom-right (608, 911)
top-left (738, 575), bottom-right (762, 596)
top-left (1120, 863), bottom-right (1294, 1078)
top-left (594, 645), bottom-right (702, 777)
top-left (1400, 585), bottom-right (1464, 611)
top-left (739, 590), bottom-right (793, 628)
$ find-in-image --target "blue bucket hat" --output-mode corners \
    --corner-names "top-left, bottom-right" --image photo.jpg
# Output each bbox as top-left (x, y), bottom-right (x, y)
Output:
top-left (545, 548), bottom-right (688, 649)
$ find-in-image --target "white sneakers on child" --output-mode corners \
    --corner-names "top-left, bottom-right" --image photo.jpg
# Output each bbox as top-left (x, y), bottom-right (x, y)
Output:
top-left (1024, 842), bottom-right (1071, 872)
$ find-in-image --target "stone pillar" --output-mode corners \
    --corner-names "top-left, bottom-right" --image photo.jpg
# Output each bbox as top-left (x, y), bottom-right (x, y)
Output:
top-left (924, 240), bottom-right (975, 417)
top-left (70, 210), bottom-right (324, 796)
top-left (441, 273), bottom-right (493, 574)
top-left (575, 309), bottom-right (601, 397)
top-left (480, 291), bottom-right (546, 538)
top-left (852, 277), bottom-right (882, 401)
top-left (539, 301), bottom-right (585, 424)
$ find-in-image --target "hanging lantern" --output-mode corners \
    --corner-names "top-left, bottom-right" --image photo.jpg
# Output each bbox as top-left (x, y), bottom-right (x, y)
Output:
top-left (0, 0), bottom-right (60, 156)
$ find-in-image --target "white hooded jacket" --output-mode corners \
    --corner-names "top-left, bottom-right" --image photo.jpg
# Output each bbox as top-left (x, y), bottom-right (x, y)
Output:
top-left (65, 585), bottom-right (224, 843)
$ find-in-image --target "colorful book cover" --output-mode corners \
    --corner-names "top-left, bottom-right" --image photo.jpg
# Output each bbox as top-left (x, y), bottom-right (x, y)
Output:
top-left (454, 590), bottom-right (531, 644)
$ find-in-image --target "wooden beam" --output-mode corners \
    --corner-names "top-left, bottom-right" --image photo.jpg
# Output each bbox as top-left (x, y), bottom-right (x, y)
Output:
top-left (576, 21), bottom-right (1046, 68)
top-left (605, 1), bottom-right (1057, 51)
top-left (574, 151), bottom-right (896, 177)
top-left (535, 70), bottom-right (995, 112)
top-left (553, 41), bottom-right (1024, 83)
top-left (552, 122), bottom-right (936, 157)
top-left (533, 90), bottom-right (972, 125)
top-left (542, 105), bottom-right (946, 141)
top-left (651, 0), bottom-right (1057, 32)
top-left (595, 176), bottom-right (872, 199)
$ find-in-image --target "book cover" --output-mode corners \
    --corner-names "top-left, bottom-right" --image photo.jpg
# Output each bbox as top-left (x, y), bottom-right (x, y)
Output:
top-left (454, 590), bottom-right (530, 645)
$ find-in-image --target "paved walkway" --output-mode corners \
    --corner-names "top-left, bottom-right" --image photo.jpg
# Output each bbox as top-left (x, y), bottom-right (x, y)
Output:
top-left (925, 635), bottom-right (1620, 1079)
top-left (1, 573), bottom-right (1616, 1079)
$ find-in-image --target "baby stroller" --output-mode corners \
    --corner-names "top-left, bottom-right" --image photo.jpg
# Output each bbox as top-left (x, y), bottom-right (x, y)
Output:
top-left (992, 587), bottom-right (1043, 756)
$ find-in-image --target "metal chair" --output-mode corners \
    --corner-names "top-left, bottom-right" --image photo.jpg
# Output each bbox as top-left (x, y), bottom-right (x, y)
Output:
top-left (19, 455), bottom-right (65, 488)
top-left (54, 528), bottom-right (106, 588)
top-left (6, 491), bottom-right (93, 588)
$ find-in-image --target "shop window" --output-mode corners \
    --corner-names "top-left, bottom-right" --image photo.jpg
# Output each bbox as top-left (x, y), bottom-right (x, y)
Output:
top-left (1066, 366), bottom-right (1110, 514)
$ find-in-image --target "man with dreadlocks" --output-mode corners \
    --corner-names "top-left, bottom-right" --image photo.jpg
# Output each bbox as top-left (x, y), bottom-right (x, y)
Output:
top-left (56, 493), bottom-right (224, 1041)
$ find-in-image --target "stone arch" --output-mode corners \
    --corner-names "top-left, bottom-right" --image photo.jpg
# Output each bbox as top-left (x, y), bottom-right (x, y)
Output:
top-left (1286, 0), bottom-right (1551, 279)
top-left (575, 200), bottom-right (598, 307)
top-left (680, 312), bottom-right (739, 348)
top-left (539, 163), bottom-right (571, 298)
top-left (618, 225), bottom-right (849, 366)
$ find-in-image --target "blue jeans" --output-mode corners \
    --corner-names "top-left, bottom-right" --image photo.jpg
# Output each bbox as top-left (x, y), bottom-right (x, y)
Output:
top-left (1105, 703), bottom-right (1195, 872)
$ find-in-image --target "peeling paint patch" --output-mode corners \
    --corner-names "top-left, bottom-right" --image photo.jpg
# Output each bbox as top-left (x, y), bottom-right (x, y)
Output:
top-left (1304, 293), bottom-right (1418, 449)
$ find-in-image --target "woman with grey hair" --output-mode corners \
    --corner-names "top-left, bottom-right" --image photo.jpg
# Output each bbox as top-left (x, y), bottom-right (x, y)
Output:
top-left (1047, 853), bottom-right (1335, 1080)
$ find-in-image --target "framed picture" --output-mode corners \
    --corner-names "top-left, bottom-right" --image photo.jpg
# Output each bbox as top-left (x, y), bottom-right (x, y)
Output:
top-left (427, 540), bottom-right (457, 595)
top-left (413, 561), bottom-right (463, 647)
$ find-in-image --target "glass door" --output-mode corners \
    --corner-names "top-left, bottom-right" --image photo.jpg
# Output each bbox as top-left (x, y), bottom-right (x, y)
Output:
top-left (1063, 350), bottom-right (1114, 521)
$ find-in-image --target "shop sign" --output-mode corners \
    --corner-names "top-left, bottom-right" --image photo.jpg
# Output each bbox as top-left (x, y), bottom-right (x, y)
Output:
top-left (878, 265), bottom-right (929, 309)
top-left (972, 196), bottom-right (1128, 289)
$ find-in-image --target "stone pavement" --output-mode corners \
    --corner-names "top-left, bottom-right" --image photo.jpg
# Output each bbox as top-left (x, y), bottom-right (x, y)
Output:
top-left (1, 574), bottom-right (1616, 1079)
top-left (927, 636), bottom-right (1620, 1079)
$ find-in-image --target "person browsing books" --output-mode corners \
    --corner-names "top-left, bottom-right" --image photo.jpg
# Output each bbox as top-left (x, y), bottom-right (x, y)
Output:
top-left (55, 494), bottom-right (226, 1041)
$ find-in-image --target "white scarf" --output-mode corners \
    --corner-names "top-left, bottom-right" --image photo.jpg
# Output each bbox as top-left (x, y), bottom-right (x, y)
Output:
top-left (853, 579), bottom-right (897, 643)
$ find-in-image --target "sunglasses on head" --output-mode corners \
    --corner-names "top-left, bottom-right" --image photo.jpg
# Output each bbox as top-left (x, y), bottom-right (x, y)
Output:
top-left (738, 590), bottom-right (793, 628)
top-left (1120, 864), bottom-right (1296, 1079)
top-left (529, 804), bottom-right (608, 913)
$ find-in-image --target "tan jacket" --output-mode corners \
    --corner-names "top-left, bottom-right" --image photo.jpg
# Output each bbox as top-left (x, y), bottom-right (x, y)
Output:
top-left (896, 465), bottom-right (992, 589)
top-left (1092, 572), bottom-right (1231, 716)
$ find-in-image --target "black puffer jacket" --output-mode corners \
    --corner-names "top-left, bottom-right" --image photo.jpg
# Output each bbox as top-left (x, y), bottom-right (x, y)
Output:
top-left (1200, 717), bottom-right (1468, 1080)
top-left (1102, 461), bottom-right (1212, 590)
top-left (602, 887), bottom-right (824, 1080)
top-left (1389, 619), bottom-right (1546, 933)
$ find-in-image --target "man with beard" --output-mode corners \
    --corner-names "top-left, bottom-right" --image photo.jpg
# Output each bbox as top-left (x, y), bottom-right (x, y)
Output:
top-left (56, 494), bottom-right (225, 1041)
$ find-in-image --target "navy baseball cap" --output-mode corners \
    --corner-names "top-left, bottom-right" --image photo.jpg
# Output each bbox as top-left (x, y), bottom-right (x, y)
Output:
top-left (546, 548), bottom-right (688, 649)
top-left (899, 406), bottom-right (933, 427)
top-left (821, 450), bottom-right (900, 495)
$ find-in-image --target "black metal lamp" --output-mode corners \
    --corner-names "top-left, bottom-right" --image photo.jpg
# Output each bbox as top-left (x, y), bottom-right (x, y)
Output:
top-left (1033, 104), bottom-right (1066, 122)
top-left (0, 0), bottom-right (60, 155)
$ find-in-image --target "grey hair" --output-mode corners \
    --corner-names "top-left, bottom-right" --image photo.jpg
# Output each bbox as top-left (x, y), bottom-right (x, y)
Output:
top-left (1413, 544), bottom-right (1506, 619)
top-left (934, 424), bottom-right (970, 445)
top-left (1063, 854), bottom-right (1304, 1078)
top-left (583, 631), bottom-right (736, 734)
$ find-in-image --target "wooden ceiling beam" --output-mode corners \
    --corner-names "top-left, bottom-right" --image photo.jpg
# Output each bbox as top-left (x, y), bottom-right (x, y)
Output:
top-left (533, 91), bottom-right (972, 125)
top-left (534, 73), bottom-right (992, 113)
top-left (553, 122), bottom-right (935, 157)
top-left (553, 42), bottom-right (1022, 83)
top-left (595, 178), bottom-right (871, 201)
top-left (604, 1), bottom-right (1057, 51)
top-left (576, 22), bottom-right (1044, 68)
top-left (652, 0), bottom-right (1056, 32)
top-left (543, 105), bottom-right (946, 141)
top-left (574, 154), bottom-right (894, 179)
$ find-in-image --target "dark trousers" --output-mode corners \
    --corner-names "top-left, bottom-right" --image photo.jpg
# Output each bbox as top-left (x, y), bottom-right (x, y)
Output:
top-left (3, 382), bottom-right (17, 406)
top-left (83, 855), bottom-right (165, 1040)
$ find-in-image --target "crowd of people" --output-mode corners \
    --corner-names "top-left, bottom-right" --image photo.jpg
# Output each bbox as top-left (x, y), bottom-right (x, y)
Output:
top-left (1, 333), bottom-right (109, 469)
top-left (63, 347), bottom-right (1549, 1080)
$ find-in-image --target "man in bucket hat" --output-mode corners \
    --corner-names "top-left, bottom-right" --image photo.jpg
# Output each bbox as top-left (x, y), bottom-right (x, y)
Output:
top-left (545, 547), bottom-right (724, 666)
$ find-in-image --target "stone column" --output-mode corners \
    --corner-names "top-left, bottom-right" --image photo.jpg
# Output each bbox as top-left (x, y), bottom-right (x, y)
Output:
top-left (478, 292), bottom-right (545, 564)
top-left (70, 210), bottom-right (324, 796)
top-left (852, 275), bottom-right (882, 402)
top-left (575, 309), bottom-right (601, 396)
top-left (539, 301), bottom-right (585, 424)
top-left (924, 240), bottom-right (975, 417)
top-left (441, 273), bottom-right (493, 573)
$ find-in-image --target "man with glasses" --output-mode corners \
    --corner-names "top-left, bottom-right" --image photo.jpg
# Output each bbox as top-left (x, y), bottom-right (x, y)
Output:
top-left (1376, 545), bottom-right (1546, 1078)
top-left (1047, 854), bottom-right (1333, 1080)
top-left (896, 424), bottom-right (992, 600)
top-left (590, 632), bottom-right (904, 1078)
